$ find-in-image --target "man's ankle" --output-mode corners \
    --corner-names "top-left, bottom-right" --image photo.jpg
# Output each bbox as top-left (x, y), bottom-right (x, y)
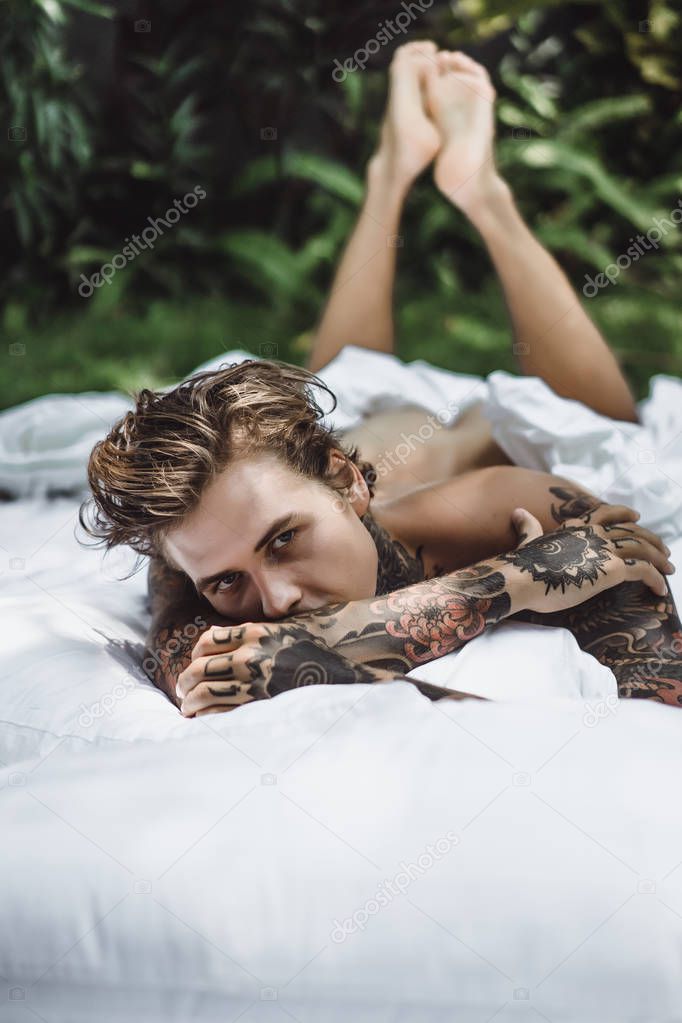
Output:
top-left (458, 174), bottom-right (514, 229)
top-left (366, 150), bottom-right (411, 206)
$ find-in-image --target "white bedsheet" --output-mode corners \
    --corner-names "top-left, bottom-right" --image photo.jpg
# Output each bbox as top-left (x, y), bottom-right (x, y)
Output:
top-left (2, 347), bottom-right (682, 1021)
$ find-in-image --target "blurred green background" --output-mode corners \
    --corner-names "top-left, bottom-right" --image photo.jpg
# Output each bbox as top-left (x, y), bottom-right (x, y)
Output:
top-left (1, 0), bottom-right (681, 411)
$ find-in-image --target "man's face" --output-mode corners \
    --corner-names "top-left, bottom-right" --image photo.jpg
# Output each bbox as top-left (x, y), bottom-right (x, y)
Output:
top-left (164, 451), bottom-right (378, 621)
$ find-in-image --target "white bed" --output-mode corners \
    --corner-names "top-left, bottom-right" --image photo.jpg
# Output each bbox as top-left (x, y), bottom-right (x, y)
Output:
top-left (2, 347), bottom-right (682, 1022)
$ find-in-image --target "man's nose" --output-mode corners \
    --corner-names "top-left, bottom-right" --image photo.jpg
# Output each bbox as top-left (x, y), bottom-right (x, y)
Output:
top-left (258, 575), bottom-right (303, 620)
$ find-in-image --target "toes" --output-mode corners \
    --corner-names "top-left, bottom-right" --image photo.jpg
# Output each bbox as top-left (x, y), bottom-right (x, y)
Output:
top-left (437, 51), bottom-right (472, 76)
top-left (433, 50), bottom-right (495, 100)
top-left (410, 40), bottom-right (438, 60)
top-left (436, 51), bottom-right (451, 73)
top-left (455, 52), bottom-right (488, 74)
top-left (421, 60), bottom-right (441, 110)
top-left (437, 50), bottom-right (491, 78)
top-left (392, 40), bottom-right (439, 70)
top-left (402, 40), bottom-right (438, 55)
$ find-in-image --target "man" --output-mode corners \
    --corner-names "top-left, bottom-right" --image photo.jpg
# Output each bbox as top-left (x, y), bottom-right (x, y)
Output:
top-left (80, 44), bottom-right (681, 715)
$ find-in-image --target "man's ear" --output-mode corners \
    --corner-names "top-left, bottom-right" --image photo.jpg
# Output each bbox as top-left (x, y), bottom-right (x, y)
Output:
top-left (328, 449), bottom-right (371, 516)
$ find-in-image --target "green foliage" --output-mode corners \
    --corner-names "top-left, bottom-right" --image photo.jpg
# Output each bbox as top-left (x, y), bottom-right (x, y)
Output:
top-left (1, 0), bottom-right (681, 409)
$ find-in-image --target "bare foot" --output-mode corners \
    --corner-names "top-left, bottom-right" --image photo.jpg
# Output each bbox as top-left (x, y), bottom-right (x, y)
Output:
top-left (424, 51), bottom-right (501, 212)
top-left (370, 41), bottom-right (441, 192)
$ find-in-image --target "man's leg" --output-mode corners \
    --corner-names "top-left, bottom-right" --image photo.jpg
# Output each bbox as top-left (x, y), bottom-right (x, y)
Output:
top-left (425, 51), bottom-right (639, 423)
top-left (307, 41), bottom-right (440, 374)
top-left (314, 45), bottom-right (641, 496)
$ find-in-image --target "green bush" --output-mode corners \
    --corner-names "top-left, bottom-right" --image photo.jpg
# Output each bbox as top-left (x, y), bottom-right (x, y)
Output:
top-left (1, 0), bottom-right (680, 408)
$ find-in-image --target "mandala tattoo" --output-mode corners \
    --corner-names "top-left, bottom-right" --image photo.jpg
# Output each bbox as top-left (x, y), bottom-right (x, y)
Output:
top-left (500, 526), bottom-right (611, 594)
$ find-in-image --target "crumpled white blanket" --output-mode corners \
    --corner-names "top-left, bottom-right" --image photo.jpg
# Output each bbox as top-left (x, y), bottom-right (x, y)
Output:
top-left (2, 345), bottom-right (682, 545)
top-left (485, 371), bottom-right (682, 543)
top-left (2, 346), bottom-right (682, 738)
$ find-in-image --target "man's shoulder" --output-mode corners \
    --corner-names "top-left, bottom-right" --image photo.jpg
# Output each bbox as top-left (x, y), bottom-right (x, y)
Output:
top-left (382, 465), bottom-right (524, 522)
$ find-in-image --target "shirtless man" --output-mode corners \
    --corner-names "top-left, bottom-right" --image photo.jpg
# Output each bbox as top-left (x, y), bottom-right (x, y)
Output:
top-left (80, 44), bottom-right (682, 714)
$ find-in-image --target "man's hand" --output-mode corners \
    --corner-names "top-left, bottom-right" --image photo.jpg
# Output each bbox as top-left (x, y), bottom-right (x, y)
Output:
top-left (504, 507), bottom-right (673, 615)
top-left (177, 623), bottom-right (378, 717)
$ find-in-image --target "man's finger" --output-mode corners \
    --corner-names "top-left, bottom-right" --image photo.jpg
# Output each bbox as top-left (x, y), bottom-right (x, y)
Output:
top-left (592, 504), bottom-right (639, 525)
top-left (622, 557), bottom-right (668, 597)
top-left (181, 680), bottom-right (257, 716)
top-left (629, 539), bottom-right (670, 575)
top-left (606, 533), bottom-right (673, 574)
top-left (178, 652), bottom-right (236, 700)
top-left (191, 625), bottom-right (247, 662)
top-left (603, 520), bottom-right (669, 554)
top-left (625, 523), bottom-right (670, 557)
top-left (512, 507), bottom-right (543, 546)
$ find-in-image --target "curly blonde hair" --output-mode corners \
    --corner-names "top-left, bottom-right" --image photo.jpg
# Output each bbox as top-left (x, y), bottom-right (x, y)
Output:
top-left (78, 359), bottom-right (376, 562)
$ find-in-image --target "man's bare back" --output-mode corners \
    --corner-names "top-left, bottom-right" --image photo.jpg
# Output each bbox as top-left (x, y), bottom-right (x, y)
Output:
top-left (341, 402), bottom-right (508, 502)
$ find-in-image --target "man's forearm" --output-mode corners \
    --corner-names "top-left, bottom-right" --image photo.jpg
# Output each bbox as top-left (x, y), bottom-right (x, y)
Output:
top-left (248, 635), bottom-right (484, 705)
top-left (143, 555), bottom-right (487, 707)
top-left (300, 557), bottom-right (519, 674)
top-left (307, 158), bottom-right (406, 374)
top-left (291, 506), bottom-right (673, 685)
top-left (500, 485), bottom-right (682, 704)
top-left (462, 176), bottom-right (637, 423)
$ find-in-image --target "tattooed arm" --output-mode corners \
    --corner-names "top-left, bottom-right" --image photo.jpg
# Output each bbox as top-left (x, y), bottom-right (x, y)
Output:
top-left (176, 514), bottom-right (669, 715)
top-left (144, 555), bottom-right (232, 706)
top-left (153, 469), bottom-right (680, 712)
top-left (383, 466), bottom-right (682, 705)
top-left (520, 581), bottom-right (682, 704)
top-left (185, 643), bottom-right (483, 716)
top-left (178, 559), bottom-right (513, 714)
top-left (144, 555), bottom-right (479, 710)
top-left (513, 490), bottom-right (682, 705)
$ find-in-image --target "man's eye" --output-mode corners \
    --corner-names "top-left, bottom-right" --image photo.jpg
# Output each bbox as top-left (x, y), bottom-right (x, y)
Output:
top-left (271, 528), bottom-right (295, 552)
top-left (213, 530), bottom-right (296, 593)
top-left (215, 572), bottom-right (240, 593)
